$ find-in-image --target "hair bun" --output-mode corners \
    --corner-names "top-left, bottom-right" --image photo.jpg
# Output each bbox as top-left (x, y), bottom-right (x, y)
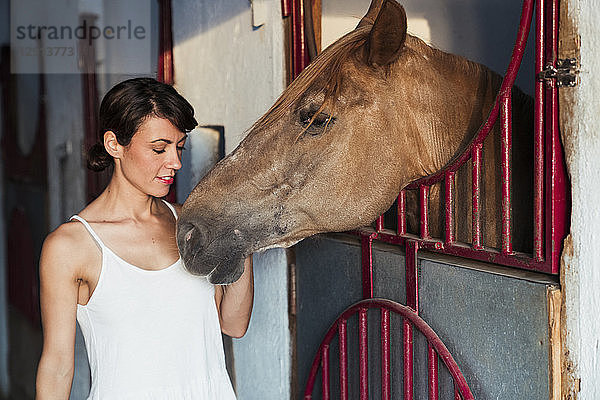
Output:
top-left (87, 142), bottom-right (113, 171)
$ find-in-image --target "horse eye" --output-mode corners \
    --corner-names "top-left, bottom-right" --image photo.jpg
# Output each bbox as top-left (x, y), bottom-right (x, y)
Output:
top-left (299, 109), bottom-right (335, 135)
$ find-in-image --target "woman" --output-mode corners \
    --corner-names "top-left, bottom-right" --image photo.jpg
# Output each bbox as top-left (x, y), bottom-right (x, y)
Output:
top-left (36, 78), bottom-right (253, 399)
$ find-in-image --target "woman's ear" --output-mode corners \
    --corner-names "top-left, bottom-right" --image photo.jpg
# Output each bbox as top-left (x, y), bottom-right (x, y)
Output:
top-left (103, 131), bottom-right (123, 159)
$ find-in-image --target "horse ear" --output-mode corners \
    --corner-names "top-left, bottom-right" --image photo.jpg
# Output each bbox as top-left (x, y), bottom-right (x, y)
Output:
top-left (366, 0), bottom-right (407, 67)
top-left (357, 0), bottom-right (384, 28)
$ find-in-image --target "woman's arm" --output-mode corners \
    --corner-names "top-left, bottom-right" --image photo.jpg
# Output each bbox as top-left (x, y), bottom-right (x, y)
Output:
top-left (36, 229), bottom-right (81, 399)
top-left (214, 256), bottom-right (254, 338)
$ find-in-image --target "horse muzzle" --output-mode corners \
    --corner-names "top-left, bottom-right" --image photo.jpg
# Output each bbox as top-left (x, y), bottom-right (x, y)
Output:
top-left (176, 219), bottom-right (248, 284)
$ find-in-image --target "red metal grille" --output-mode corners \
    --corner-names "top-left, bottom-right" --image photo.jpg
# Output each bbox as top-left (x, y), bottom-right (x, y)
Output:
top-left (355, 0), bottom-right (568, 275)
top-left (303, 299), bottom-right (475, 400)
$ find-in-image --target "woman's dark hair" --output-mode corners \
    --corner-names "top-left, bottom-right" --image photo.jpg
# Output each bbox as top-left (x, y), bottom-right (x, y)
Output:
top-left (87, 77), bottom-right (198, 171)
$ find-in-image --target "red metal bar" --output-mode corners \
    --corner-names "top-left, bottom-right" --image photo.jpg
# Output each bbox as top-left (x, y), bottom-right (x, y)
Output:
top-left (398, 190), bottom-right (407, 235)
top-left (471, 145), bottom-right (483, 249)
top-left (359, 308), bottom-right (369, 400)
top-left (321, 344), bottom-right (330, 400)
top-left (304, 353), bottom-right (320, 399)
top-left (545, 0), bottom-right (568, 275)
top-left (501, 94), bottom-right (513, 254)
top-left (291, 0), bottom-right (310, 79)
top-left (381, 309), bottom-right (391, 400)
top-left (361, 234), bottom-right (375, 299)
top-left (428, 344), bottom-right (439, 400)
top-left (420, 185), bottom-right (430, 239)
top-left (339, 319), bottom-right (348, 400)
top-left (405, 240), bottom-right (419, 311)
top-left (281, 0), bottom-right (292, 17)
top-left (444, 172), bottom-right (455, 244)
top-left (157, 0), bottom-right (174, 85)
top-left (369, 229), bottom-right (555, 272)
top-left (404, 240), bottom-right (418, 400)
top-left (546, 108), bottom-right (568, 274)
top-left (533, 0), bottom-right (545, 262)
top-left (403, 319), bottom-right (414, 400)
top-left (454, 385), bottom-right (461, 400)
top-left (157, 0), bottom-right (178, 204)
top-left (376, 215), bottom-right (384, 232)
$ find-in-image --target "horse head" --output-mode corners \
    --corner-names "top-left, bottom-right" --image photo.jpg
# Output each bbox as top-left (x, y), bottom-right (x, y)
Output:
top-left (177, 0), bottom-right (506, 284)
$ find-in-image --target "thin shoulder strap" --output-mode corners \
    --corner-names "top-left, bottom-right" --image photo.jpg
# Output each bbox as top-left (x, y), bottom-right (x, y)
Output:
top-left (70, 215), bottom-right (106, 250)
top-left (161, 199), bottom-right (178, 220)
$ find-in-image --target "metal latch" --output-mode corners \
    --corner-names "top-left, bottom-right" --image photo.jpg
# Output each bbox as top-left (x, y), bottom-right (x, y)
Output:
top-left (538, 58), bottom-right (579, 87)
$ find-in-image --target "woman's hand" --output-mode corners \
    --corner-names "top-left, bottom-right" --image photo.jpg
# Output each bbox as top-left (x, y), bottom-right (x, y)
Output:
top-left (214, 256), bottom-right (254, 338)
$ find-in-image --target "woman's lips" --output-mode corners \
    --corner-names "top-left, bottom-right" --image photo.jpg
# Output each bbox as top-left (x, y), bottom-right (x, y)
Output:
top-left (157, 176), bottom-right (174, 185)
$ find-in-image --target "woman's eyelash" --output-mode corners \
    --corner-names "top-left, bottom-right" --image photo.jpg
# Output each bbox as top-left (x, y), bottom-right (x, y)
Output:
top-left (153, 145), bottom-right (186, 154)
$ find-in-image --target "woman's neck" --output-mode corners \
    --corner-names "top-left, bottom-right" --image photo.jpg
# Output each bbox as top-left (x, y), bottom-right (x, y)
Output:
top-left (95, 171), bottom-right (160, 221)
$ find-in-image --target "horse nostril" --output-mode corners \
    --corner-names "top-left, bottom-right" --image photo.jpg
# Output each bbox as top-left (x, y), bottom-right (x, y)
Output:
top-left (177, 221), bottom-right (201, 254)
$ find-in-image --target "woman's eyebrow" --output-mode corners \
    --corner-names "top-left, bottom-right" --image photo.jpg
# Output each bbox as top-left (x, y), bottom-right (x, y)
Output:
top-left (150, 134), bottom-right (188, 144)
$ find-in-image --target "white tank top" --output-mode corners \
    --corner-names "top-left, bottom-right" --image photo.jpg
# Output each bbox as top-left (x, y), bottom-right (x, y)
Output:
top-left (71, 201), bottom-right (236, 400)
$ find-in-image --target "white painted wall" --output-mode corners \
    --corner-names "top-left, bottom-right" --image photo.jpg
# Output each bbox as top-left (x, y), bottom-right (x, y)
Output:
top-left (171, 1), bottom-right (290, 399)
top-left (234, 249), bottom-right (291, 399)
top-left (560, 0), bottom-right (600, 398)
top-left (173, 0), bottom-right (286, 153)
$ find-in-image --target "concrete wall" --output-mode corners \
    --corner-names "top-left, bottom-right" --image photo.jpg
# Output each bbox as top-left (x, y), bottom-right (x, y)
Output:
top-left (171, 1), bottom-right (290, 399)
top-left (560, 0), bottom-right (600, 398)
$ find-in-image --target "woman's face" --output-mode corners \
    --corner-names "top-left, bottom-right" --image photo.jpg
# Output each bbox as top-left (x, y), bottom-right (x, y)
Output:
top-left (119, 116), bottom-right (187, 198)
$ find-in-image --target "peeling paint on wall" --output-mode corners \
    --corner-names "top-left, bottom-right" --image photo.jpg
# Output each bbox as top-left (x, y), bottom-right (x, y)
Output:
top-left (559, 0), bottom-right (600, 397)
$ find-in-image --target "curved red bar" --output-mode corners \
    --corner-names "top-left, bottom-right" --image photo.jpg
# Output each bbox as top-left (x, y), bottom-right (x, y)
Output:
top-left (303, 299), bottom-right (475, 400)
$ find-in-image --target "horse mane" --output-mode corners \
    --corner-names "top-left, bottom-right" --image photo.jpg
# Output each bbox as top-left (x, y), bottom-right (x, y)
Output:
top-left (249, 25), bottom-right (371, 133)
top-left (249, 22), bottom-right (532, 143)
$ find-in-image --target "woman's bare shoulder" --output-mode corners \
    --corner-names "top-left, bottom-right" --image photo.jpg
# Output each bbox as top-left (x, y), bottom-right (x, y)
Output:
top-left (41, 220), bottom-right (98, 273)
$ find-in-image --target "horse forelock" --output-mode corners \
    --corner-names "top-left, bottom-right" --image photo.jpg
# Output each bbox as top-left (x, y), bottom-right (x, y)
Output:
top-left (248, 26), bottom-right (371, 135)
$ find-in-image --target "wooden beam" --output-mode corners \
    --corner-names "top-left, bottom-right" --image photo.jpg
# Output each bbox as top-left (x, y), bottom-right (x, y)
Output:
top-left (547, 286), bottom-right (561, 400)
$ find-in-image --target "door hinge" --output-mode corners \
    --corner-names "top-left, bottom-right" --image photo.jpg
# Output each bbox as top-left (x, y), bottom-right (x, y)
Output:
top-left (537, 58), bottom-right (579, 87)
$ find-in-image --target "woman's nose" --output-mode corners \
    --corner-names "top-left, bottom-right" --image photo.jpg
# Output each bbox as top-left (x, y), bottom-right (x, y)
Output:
top-left (166, 148), bottom-right (183, 170)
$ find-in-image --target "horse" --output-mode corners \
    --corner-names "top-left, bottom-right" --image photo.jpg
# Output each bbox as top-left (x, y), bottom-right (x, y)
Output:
top-left (176, 0), bottom-right (533, 284)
